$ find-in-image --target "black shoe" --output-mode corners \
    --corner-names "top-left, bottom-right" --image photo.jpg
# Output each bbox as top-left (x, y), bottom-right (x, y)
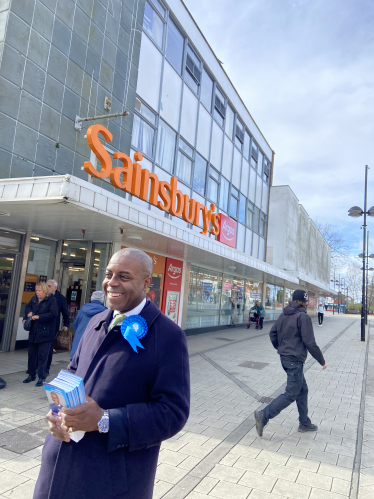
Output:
top-left (36, 378), bottom-right (46, 387)
top-left (298, 423), bottom-right (318, 433)
top-left (0, 377), bottom-right (6, 389)
top-left (23, 375), bottom-right (36, 383)
top-left (246, 325), bottom-right (250, 329)
top-left (254, 410), bottom-right (267, 437)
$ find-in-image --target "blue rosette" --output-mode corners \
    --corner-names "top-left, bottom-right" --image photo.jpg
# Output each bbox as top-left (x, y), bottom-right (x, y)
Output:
top-left (120, 315), bottom-right (148, 353)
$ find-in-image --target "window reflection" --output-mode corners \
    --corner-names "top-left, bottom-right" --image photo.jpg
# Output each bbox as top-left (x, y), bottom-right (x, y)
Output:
top-left (143, 1), bottom-right (164, 47)
top-left (193, 153), bottom-right (207, 196)
top-left (155, 120), bottom-right (176, 173)
top-left (219, 177), bottom-right (229, 213)
top-left (166, 19), bottom-right (184, 74)
top-left (131, 114), bottom-right (154, 159)
top-left (200, 69), bottom-right (213, 111)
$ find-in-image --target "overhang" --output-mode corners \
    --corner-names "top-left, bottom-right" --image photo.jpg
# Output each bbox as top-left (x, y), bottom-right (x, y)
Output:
top-left (0, 175), bottom-right (326, 291)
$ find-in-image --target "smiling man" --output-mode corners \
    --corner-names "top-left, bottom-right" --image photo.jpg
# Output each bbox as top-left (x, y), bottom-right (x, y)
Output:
top-left (34, 248), bottom-right (190, 499)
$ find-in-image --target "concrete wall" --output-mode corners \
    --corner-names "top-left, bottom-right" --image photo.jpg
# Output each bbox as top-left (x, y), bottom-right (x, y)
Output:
top-left (267, 185), bottom-right (331, 288)
top-left (0, 0), bottom-right (144, 195)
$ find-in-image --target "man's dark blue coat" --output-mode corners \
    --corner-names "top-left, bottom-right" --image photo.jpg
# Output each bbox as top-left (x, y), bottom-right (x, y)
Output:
top-left (34, 301), bottom-right (190, 499)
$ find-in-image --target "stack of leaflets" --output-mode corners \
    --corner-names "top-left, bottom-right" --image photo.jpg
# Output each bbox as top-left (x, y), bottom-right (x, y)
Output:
top-left (44, 370), bottom-right (86, 443)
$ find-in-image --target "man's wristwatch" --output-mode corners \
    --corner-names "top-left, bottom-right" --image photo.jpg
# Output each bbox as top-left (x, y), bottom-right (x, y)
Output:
top-left (98, 410), bottom-right (110, 433)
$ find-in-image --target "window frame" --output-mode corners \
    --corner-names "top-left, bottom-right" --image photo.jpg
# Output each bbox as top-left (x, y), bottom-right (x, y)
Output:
top-left (143, 0), bottom-right (165, 49)
top-left (229, 185), bottom-right (239, 220)
top-left (132, 97), bottom-right (157, 160)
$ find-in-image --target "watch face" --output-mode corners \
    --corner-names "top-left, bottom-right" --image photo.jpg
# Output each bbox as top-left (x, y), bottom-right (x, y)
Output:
top-left (99, 416), bottom-right (109, 433)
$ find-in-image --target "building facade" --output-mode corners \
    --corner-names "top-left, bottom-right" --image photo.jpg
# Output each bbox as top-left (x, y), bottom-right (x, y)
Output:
top-left (0, 0), bottom-right (332, 351)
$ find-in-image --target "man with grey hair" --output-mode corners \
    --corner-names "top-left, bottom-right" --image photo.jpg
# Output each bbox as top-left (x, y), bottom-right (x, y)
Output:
top-left (46, 280), bottom-right (70, 375)
top-left (35, 247), bottom-right (190, 499)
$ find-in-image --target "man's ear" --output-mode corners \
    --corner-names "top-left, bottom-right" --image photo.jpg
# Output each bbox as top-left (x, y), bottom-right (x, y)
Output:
top-left (144, 275), bottom-right (152, 290)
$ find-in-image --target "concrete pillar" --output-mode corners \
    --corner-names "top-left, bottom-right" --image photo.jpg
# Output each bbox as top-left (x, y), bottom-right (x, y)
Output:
top-left (180, 261), bottom-right (191, 330)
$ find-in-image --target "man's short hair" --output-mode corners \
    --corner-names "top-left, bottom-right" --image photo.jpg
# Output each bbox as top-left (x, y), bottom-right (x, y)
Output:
top-left (113, 248), bottom-right (153, 277)
top-left (47, 279), bottom-right (58, 288)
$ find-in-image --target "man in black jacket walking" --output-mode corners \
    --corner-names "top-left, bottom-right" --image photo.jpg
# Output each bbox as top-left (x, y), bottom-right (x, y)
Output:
top-left (255, 289), bottom-right (327, 437)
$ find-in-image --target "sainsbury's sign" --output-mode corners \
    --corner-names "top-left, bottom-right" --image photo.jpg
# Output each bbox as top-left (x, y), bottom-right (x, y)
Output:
top-left (217, 214), bottom-right (237, 248)
top-left (84, 124), bottom-right (236, 246)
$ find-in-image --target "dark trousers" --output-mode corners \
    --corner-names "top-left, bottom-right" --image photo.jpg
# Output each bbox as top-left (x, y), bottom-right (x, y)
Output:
top-left (318, 313), bottom-right (324, 325)
top-left (28, 341), bottom-right (52, 379)
top-left (46, 336), bottom-right (57, 373)
top-left (263, 358), bottom-right (311, 427)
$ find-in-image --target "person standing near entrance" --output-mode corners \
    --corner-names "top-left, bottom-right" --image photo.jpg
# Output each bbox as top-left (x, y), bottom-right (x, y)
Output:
top-left (45, 280), bottom-right (69, 375)
top-left (34, 248), bottom-right (190, 499)
top-left (23, 282), bottom-right (58, 387)
top-left (318, 302), bottom-right (324, 327)
top-left (254, 290), bottom-right (326, 437)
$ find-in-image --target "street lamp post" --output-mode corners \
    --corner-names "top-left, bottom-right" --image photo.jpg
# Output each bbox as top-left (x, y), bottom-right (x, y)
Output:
top-left (330, 268), bottom-right (337, 315)
top-left (348, 165), bottom-right (374, 341)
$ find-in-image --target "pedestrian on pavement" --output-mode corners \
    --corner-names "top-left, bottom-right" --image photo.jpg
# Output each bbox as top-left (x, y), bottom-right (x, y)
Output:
top-left (250, 300), bottom-right (266, 329)
top-left (0, 377), bottom-right (5, 389)
top-left (23, 282), bottom-right (58, 387)
top-left (70, 290), bottom-right (107, 360)
top-left (318, 302), bottom-right (324, 326)
top-left (45, 280), bottom-right (70, 375)
top-left (254, 289), bottom-right (326, 437)
top-left (34, 248), bottom-right (190, 499)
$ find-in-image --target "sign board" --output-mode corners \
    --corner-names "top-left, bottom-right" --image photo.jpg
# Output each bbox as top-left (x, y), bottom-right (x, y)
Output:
top-left (162, 257), bottom-right (183, 324)
top-left (217, 214), bottom-right (237, 248)
top-left (22, 274), bottom-right (38, 304)
top-left (308, 297), bottom-right (317, 307)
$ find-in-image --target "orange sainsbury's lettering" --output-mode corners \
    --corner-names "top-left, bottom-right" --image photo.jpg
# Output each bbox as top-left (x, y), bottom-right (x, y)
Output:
top-left (84, 125), bottom-right (221, 237)
top-left (84, 124), bottom-right (113, 179)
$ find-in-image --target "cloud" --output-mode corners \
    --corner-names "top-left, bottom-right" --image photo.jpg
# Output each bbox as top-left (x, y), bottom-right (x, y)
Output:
top-left (184, 0), bottom-right (374, 254)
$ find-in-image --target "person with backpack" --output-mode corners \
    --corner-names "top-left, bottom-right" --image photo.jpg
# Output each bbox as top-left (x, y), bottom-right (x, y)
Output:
top-left (254, 290), bottom-right (327, 437)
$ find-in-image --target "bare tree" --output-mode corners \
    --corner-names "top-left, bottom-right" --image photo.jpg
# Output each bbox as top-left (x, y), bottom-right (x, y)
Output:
top-left (345, 258), bottom-right (362, 303)
top-left (316, 223), bottom-right (349, 268)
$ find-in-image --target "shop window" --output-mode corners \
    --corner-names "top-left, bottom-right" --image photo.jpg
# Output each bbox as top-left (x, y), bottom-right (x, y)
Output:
top-left (196, 104), bottom-right (211, 160)
top-left (219, 176), bottom-right (229, 213)
top-left (166, 18), bottom-right (184, 74)
top-left (185, 44), bottom-right (201, 95)
top-left (160, 61), bottom-right (182, 130)
top-left (193, 153), bottom-right (207, 196)
top-left (220, 276), bottom-right (245, 326)
top-left (186, 267), bottom-right (222, 329)
top-left (214, 86), bottom-right (226, 127)
top-left (238, 194), bottom-right (246, 224)
top-left (207, 167), bottom-right (219, 203)
top-left (265, 284), bottom-right (284, 320)
top-left (137, 34), bottom-right (163, 111)
top-left (180, 84), bottom-right (198, 146)
top-left (200, 68), bottom-right (213, 111)
top-left (0, 230), bottom-right (21, 251)
top-left (0, 256), bottom-right (14, 346)
top-left (155, 120), bottom-right (176, 173)
top-left (229, 186), bottom-right (239, 219)
top-left (143, 0), bottom-right (164, 48)
top-left (210, 120), bottom-right (223, 170)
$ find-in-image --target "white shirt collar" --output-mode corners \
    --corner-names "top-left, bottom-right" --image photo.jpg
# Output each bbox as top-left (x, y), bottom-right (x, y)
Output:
top-left (113, 298), bottom-right (146, 318)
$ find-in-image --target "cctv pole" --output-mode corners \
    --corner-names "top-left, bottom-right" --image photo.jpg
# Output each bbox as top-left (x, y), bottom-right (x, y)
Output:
top-left (366, 231), bottom-right (369, 325)
top-left (361, 166), bottom-right (368, 341)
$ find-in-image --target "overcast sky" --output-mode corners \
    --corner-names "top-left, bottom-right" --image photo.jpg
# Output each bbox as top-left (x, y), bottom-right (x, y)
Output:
top-left (185, 0), bottom-right (374, 255)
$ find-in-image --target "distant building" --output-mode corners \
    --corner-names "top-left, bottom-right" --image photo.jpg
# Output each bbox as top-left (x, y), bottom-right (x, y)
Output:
top-left (266, 185), bottom-right (333, 314)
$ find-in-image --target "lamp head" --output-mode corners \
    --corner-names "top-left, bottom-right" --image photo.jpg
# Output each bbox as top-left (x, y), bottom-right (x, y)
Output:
top-left (368, 206), bottom-right (374, 217)
top-left (348, 206), bottom-right (363, 217)
top-left (358, 253), bottom-right (364, 258)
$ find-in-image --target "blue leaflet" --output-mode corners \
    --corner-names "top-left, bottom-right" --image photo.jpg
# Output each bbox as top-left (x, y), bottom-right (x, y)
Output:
top-left (120, 315), bottom-right (148, 353)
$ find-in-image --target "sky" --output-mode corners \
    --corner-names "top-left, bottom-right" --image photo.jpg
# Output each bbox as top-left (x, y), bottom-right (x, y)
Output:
top-left (184, 0), bottom-right (374, 255)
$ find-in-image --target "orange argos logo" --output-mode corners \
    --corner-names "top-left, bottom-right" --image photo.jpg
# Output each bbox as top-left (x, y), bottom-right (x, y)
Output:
top-left (84, 124), bottom-right (220, 236)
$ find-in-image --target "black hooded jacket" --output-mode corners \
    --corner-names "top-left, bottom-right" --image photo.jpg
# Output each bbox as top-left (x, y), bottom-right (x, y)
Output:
top-left (269, 301), bottom-right (325, 365)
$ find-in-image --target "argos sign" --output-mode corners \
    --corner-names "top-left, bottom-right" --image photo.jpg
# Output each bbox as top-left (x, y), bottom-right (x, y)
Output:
top-left (167, 263), bottom-right (182, 279)
top-left (217, 214), bottom-right (237, 248)
top-left (84, 124), bottom-right (220, 237)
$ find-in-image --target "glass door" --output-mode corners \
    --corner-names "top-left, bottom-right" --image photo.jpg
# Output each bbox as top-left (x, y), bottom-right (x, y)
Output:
top-left (0, 255), bottom-right (15, 345)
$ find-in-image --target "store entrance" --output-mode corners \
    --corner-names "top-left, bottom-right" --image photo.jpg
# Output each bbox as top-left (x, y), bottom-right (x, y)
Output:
top-left (59, 241), bottom-right (89, 331)
top-left (0, 254), bottom-right (15, 346)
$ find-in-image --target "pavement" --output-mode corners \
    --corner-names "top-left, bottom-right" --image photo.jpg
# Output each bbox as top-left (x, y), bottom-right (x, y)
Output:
top-left (0, 313), bottom-right (373, 499)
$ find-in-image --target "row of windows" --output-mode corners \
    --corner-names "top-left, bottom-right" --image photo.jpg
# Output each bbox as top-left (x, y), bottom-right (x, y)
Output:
top-left (141, 0), bottom-right (271, 182)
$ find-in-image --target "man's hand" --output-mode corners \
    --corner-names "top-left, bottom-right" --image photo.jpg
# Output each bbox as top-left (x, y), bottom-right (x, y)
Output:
top-left (322, 363), bottom-right (327, 370)
top-left (60, 396), bottom-right (104, 433)
top-left (47, 411), bottom-right (70, 443)
top-left (27, 312), bottom-right (32, 317)
top-left (62, 326), bottom-right (68, 332)
top-left (32, 315), bottom-right (39, 320)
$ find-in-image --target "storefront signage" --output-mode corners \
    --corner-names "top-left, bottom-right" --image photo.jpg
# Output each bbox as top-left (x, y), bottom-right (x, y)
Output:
top-left (162, 257), bottom-right (183, 324)
top-left (84, 125), bottom-right (220, 236)
top-left (217, 214), bottom-right (237, 248)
